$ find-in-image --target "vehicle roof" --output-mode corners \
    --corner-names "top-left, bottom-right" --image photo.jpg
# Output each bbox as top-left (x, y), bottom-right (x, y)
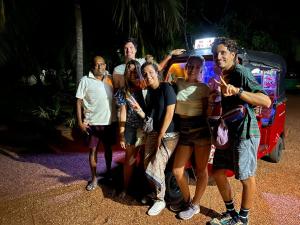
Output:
top-left (238, 49), bottom-right (286, 74)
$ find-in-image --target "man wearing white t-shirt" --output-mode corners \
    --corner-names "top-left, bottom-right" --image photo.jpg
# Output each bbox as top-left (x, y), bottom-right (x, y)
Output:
top-left (76, 56), bottom-right (116, 191)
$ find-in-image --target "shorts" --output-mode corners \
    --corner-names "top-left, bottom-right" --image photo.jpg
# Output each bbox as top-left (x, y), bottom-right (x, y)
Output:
top-left (213, 136), bottom-right (260, 180)
top-left (87, 123), bottom-right (117, 149)
top-left (177, 116), bottom-right (211, 147)
top-left (124, 125), bottom-right (139, 145)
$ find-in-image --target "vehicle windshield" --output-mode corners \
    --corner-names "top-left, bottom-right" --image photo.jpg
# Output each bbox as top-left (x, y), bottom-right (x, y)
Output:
top-left (165, 59), bottom-right (217, 84)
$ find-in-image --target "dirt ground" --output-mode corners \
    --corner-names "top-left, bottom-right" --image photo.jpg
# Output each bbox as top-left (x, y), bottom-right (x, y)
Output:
top-left (0, 93), bottom-right (300, 225)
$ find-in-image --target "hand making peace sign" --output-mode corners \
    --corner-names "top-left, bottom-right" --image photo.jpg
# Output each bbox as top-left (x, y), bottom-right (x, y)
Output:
top-left (215, 75), bottom-right (240, 97)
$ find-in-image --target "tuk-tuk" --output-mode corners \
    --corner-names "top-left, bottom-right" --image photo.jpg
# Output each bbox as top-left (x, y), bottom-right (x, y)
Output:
top-left (163, 39), bottom-right (287, 164)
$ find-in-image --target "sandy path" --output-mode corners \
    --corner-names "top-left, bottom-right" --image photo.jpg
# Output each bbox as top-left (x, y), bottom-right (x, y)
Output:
top-left (0, 93), bottom-right (299, 225)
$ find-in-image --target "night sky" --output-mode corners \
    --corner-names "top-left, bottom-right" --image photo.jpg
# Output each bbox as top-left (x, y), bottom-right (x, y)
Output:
top-left (0, 0), bottom-right (300, 77)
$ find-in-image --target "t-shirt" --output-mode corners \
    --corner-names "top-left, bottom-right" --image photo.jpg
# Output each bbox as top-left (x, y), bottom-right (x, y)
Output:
top-left (222, 64), bottom-right (267, 139)
top-left (147, 83), bottom-right (177, 133)
top-left (175, 79), bottom-right (210, 117)
top-left (113, 58), bottom-right (146, 75)
top-left (76, 71), bottom-right (115, 125)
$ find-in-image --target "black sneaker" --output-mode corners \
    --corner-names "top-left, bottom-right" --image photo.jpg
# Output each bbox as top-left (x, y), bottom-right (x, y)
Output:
top-left (169, 200), bottom-right (189, 212)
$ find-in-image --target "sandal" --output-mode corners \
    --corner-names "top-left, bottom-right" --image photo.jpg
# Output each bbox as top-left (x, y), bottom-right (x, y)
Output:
top-left (86, 181), bottom-right (97, 191)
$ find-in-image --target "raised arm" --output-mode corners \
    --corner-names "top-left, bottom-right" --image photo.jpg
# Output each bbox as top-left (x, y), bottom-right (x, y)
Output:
top-left (157, 49), bottom-right (186, 71)
top-left (218, 76), bottom-right (272, 108)
top-left (112, 72), bottom-right (125, 90)
top-left (237, 90), bottom-right (271, 108)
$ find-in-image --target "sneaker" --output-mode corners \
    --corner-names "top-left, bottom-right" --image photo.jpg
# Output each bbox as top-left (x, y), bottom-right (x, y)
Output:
top-left (226, 217), bottom-right (248, 225)
top-left (85, 181), bottom-right (98, 191)
top-left (178, 202), bottom-right (200, 220)
top-left (141, 193), bottom-right (156, 205)
top-left (169, 200), bottom-right (189, 212)
top-left (141, 196), bottom-right (149, 204)
top-left (147, 200), bottom-right (166, 216)
top-left (118, 191), bottom-right (127, 199)
top-left (208, 212), bottom-right (232, 225)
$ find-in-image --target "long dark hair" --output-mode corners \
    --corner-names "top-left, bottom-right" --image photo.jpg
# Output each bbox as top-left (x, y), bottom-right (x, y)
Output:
top-left (124, 59), bottom-right (145, 91)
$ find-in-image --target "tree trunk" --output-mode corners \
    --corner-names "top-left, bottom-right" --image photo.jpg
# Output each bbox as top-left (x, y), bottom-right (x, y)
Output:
top-left (0, 0), bottom-right (5, 31)
top-left (74, 1), bottom-right (83, 83)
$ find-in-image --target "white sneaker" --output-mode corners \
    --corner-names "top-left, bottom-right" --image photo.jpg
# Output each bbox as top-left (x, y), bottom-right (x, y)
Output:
top-left (147, 200), bottom-right (166, 216)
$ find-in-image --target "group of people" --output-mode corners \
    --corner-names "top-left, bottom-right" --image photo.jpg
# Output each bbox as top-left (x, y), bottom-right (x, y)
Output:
top-left (75, 37), bottom-right (271, 225)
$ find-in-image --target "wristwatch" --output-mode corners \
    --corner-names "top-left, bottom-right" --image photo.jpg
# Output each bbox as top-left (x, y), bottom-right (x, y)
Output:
top-left (237, 87), bottom-right (244, 97)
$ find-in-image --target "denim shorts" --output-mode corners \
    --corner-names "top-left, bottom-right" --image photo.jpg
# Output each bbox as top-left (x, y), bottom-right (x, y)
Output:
top-left (124, 125), bottom-right (138, 145)
top-left (213, 136), bottom-right (260, 180)
top-left (177, 116), bottom-right (211, 147)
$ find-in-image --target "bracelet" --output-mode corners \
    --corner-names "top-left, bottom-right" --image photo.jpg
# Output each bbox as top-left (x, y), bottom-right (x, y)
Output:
top-left (168, 50), bottom-right (173, 57)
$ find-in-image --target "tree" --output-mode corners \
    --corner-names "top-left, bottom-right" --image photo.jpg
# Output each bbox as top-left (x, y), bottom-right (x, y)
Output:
top-left (74, 0), bottom-right (83, 83)
top-left (111, 0), bottom-right (184, 56)
top-left (0, 0), bottom-right (4, 31)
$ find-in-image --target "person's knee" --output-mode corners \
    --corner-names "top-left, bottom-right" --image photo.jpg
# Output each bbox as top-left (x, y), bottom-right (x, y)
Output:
top-left (212, 169), bottom-right (226, 179)
top-left (89, 148), bottom-right (97, 157)
top-left (195, 162), bottom-right (208, 173)
top-left (172, 166), bottom-right (185, 178)
top-left (195, 167), bottom-right (208, 179)
top-left (240, 176), bottom-right (256, 187)
top-left (89, 150), bottom-right (97, 167)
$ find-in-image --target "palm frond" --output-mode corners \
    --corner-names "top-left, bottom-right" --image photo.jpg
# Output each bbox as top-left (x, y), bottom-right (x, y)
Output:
top-left (112, 0), bottom-right (183, 50)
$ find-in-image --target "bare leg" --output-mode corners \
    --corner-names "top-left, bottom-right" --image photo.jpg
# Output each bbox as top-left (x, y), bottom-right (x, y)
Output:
top-left (89, 147), bottom-right (98, 184)
top-left (241, 176), bottom-right (256, 209)
top-left (192, 143), bottom-right (211, 204)
top-left (103, 141), bottom-right (112, 173)
top-left (173, 145), bottom-right (193, 202)
top-left (213, 169), bottom-right (232, 202)
top-left (123, 145), bottom-right (136, 191)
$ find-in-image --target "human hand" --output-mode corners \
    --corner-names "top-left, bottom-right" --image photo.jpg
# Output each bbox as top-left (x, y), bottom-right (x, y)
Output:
top-left (120, 140), bottom-right (126, 149)
top-left (119, 132), bottom-right (126, 149)
top-left (215, 76), bottom-right (239, 97)
top-left (130, 101), bottom-right (142, 112)
top-left (156, 138), bottom-right (162, 151)
top-left (170, 49), bottom-right (186, 56)
top-left (79, 122), bottom-right (90, 134)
